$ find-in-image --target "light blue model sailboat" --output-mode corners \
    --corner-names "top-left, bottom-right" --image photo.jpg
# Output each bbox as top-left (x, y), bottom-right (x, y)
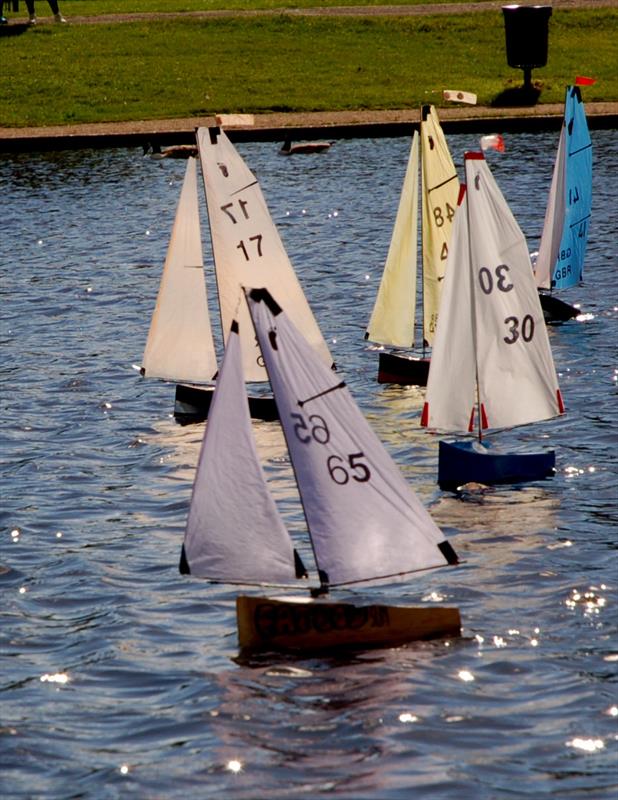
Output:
top-left (535, 84), bottom-right (593, 322)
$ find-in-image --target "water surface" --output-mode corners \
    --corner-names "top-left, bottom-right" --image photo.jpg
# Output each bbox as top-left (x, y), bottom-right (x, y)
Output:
top-left (1, 130), bottom-right (616, 799)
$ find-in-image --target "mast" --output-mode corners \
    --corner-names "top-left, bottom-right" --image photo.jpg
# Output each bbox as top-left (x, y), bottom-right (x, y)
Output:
top-left (420, 105), bottom-right (460, 348)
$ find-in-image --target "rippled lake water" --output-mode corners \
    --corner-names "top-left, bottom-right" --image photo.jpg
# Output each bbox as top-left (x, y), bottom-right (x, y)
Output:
top-left (1, 129), bottom-right (617, 799)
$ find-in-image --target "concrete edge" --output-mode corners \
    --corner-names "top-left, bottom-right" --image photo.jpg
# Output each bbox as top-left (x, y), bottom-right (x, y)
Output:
top-left (1, 106), bottom-right (616, 152)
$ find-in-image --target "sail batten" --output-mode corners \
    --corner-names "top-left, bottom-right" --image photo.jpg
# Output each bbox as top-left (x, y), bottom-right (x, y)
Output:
top-left (248, 288), bottom-right (455, 587)
top-left (197, 127), bottom-right (332, 382)
top-left (142, 158), bottom-right (218, 382)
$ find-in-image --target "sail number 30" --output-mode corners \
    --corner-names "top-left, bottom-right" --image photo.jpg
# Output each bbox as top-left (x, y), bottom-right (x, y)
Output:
top-left (478, 264), bottom-right (535, 345)
top-left (291, 412), bottom-right (371, 485)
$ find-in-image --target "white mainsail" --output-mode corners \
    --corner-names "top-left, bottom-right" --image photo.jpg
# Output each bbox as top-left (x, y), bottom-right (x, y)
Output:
top-left (420, 105), bottom-right (460, 345)
top-left (534, 124), bottom-right (567, 290)
top-left (423, 153), bottom-right (564, 433)
top-left (197, 127), bottom-right (333, 382)
top-left (181, 320), bottom-right (301, 585)
top-left (142, 157), bottom-right (217, 382)
top-left (247, 288), bottom-right (457, 588)
top-left (366, 131), bottom-right (419, 348)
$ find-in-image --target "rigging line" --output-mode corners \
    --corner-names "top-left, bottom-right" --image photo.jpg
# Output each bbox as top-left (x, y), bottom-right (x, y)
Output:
top-left (298, 381), bottom-right (346, 408)
top-left (328, 559), bottom-right (461, 589)
top-left (232, 180), bottom-right (258, 196)
top-left (427, 173), bottom-right (458, 194)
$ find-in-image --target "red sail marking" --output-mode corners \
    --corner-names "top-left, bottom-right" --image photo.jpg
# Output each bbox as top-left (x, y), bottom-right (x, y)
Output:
top-left (420, 402), bottom-right (429, 428)
top-left (557, 389), bottom-right (565, 414)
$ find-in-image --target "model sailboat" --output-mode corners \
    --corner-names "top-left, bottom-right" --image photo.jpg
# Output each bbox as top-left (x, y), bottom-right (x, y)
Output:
top-left (366, 105), bottom-right (459, 386)
top-left (143, 127), bottom-right (333, 423)
top-left (421, 151), bottom-right (565, 491)
top-left (181, 287), bottom-right (460, 653)
top-left (534, 84), bottom-right (592, 322)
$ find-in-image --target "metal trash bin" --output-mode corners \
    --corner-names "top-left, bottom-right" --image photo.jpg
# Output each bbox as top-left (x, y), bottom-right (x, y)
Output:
top-left (502, 4), bottom-right (552, 88)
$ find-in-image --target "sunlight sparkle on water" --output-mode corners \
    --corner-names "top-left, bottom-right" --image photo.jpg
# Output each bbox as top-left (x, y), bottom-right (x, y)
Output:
top-left (399, 713), bottom-right (419, 723)
top-left (40, 673), bottom-right (69, 685)
top-left (607, 706), bottom-right (618, 717)
top-left (120, 765), bottom-right (129, 775)
top-left (566, 587), bottom-right (606, 616)
top-left (423, 591), bottom-right (446, 602)
top-left (458, 670), bottom-right (475, 682)
top-left (227, 759), bottom-right (243, 774)
top-left (567, 738), bottom-right (605, 753)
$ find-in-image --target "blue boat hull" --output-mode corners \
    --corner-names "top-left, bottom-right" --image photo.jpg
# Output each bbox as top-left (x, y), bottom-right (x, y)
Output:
top-left (438, 439), bottom-right (555, 491)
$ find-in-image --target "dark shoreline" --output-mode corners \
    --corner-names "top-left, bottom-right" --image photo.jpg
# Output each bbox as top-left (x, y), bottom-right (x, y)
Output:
top-left (1, 103), bottom-right (617, 153)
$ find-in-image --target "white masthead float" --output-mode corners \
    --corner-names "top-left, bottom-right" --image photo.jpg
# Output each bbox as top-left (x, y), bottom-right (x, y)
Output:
top-left (421, 148), bottom-right (565, 491)
top-left (181, 288), bottom-right (460, 653)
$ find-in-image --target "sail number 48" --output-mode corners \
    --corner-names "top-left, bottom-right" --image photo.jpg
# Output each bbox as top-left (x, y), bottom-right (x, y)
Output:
top-left (291, 412), bottom-right (371, 485)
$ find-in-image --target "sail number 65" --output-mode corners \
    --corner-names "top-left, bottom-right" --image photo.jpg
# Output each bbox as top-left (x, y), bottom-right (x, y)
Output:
top-left (327, 453), bottom-right (371, 485)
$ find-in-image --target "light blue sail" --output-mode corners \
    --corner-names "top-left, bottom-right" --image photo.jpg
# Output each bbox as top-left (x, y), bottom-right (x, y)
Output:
top-left (552, 86), bottom-right (592, 290)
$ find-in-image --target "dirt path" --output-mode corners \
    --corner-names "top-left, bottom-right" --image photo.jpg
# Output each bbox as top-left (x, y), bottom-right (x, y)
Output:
top-left (4, 0), bottom-right (617, 25)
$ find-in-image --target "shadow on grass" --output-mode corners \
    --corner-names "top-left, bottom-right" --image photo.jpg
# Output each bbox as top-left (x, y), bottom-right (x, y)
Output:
top-left (0, 22), bottom-right (29, 37)
top-left (492, 84), bottom-right (542, 107)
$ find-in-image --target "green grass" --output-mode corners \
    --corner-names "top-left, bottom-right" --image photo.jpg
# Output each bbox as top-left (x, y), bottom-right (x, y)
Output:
top-left (1, 9), bottom-right (616, 127)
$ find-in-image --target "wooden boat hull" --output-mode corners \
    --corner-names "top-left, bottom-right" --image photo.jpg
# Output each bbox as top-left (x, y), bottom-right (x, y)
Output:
top-left (174, 383), bottom-right (279, 424)
top-left (538, 291), bottom-right (580, 323)
top-left (438, 439), bottom-right (555, 491)
top-left (236, 595), bottom-right (461, 653)
top-left (377, 352), bottom-right (430, 386)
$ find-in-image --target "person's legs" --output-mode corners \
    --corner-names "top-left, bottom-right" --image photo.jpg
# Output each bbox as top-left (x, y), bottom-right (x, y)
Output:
top-left (25, 0), bottom-right (35, 14)
top-left (46, 0), bottom-right (59, 13)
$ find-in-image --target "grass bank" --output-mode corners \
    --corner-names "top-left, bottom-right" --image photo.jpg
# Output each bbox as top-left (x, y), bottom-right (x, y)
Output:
top-left (1, 8), bottom-right (616, 127)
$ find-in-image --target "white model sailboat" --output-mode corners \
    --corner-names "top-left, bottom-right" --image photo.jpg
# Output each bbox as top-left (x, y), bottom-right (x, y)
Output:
top-left (421, 151), bottom-right (565, 491)
top-left (534, 83), bottom-right (592, 322)
top-left (181, 287), bottom-right (460, 653)
top-left (366, 105), bottom-right (459, 386)
top-left (143, 127), bottom-right (333, 423)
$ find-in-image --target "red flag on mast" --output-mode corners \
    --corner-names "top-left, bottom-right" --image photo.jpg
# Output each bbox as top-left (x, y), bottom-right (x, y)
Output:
top-left (575, 76), bottom-right (596, 86)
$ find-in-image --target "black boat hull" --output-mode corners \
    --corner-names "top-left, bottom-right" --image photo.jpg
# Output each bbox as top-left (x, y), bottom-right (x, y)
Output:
top-left (377, 351), bottom-right (430, 386)
top-left (174, 383), bottom-right (279, 424)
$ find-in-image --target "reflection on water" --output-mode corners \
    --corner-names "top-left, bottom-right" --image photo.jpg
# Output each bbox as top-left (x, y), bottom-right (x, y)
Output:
top-left (1, 130), bottom-right (617, 799)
